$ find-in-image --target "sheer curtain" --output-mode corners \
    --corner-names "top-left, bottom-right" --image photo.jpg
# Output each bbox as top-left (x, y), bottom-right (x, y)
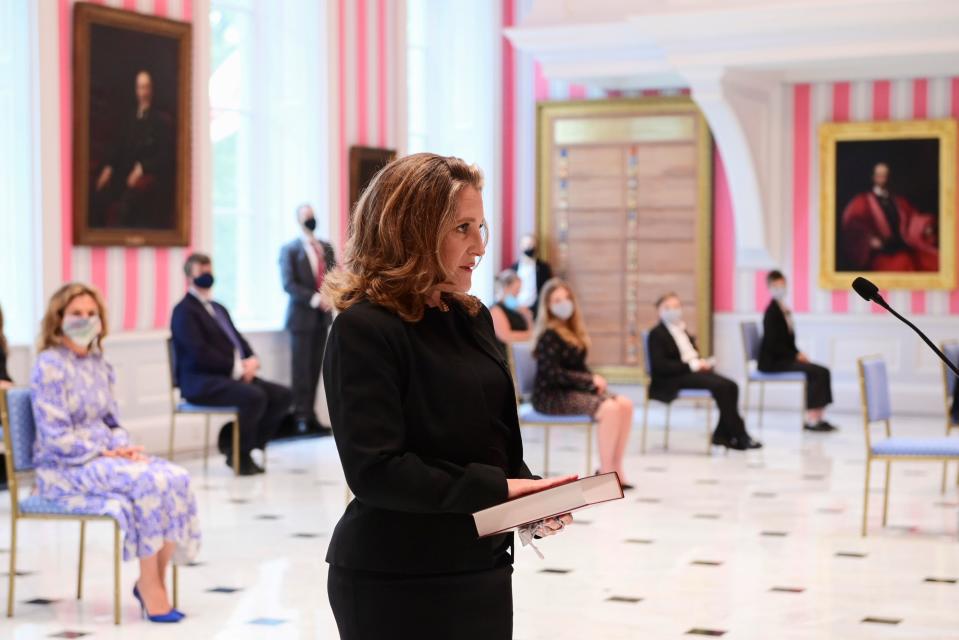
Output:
top-left (209, 0), bottom-right (329, 330)
top-left (407, 0), bottom-right (500, 303)
top-left (0, 0), bottom-right (42, 346)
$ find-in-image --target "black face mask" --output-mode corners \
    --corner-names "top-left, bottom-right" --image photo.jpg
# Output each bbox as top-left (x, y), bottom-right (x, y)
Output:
top-left (523, 248), bottom-right (536, 258)
top-left (304, 217), bottom-right (317, 232)
top-left (193, 273), bottom-right (215, 289)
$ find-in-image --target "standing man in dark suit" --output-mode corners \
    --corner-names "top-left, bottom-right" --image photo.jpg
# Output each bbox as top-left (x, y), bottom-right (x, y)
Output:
top-left (758, 270), bottom-right (836, 432)
top-left (279, 204), bottom-right (336, 435)
top-left (171, 253), bottom-right (293, 475)
top-left (647, 292), bottom-right (761, 451)
top-left (510, 233), bottom-right (552, 317)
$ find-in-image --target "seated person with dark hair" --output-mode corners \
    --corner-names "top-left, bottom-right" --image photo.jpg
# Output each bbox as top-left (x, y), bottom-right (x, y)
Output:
top-left (648, 292), bottom-right (761, 451)
top-left (171, 253), bottom-right (293, 475)
top-left (758, 270), bottom-right (837, 432)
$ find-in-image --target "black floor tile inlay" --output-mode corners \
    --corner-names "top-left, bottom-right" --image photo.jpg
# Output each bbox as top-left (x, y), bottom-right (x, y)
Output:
top-left (693, 514), bottom-right (720, 520)
top-left (606, 595), bottom-right (642, 603)
top-left (49, 633), bottom-right (91, 639)
top-left (691, 560), bottom-right (722, 567)
top-left (862, 617), bottom-right (901, 625)
top-left (835, 551), bottom-right (867, 558)
top-left (25, 598), bottom-right (57, 605)
top-left (752, 492), bottom-right (777, 498)
top-left (207, 586), bottom-right (242, 594)
top-left (924, 577), bottom-right (957, 584)
top-left (686, 628), bottom-right (726, 636)
top-left (624, 538), bottom-right (654, 544)
top-left (539, 568), bottom-right (572, 574)
top-left (255, 514), bottom-right (282, 520)
top-left (761, 531), bottom-right (789, 537)
top-left (636, 497), bottom-right (661, 504)
top-left (770, 587), bottom-right (805, 593)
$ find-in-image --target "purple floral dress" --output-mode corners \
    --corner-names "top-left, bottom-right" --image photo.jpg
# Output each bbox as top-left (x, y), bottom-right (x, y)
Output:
top-left (30, 347), bottom-right (201, 563)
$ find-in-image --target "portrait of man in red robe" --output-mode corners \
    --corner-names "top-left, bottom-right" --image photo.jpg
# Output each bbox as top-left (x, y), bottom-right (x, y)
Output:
top-left (839, 162), bottom-right (939, 272)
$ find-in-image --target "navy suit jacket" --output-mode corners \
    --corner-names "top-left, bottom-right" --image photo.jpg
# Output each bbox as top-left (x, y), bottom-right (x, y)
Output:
top-left (279, 237), bottom-right (336, 331)
top-left (170, 294), bottom-right (253, 400)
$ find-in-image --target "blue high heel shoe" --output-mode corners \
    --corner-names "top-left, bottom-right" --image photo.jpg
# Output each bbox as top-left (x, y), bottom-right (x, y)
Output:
top-left (133, 584), bottom-right (184, 623)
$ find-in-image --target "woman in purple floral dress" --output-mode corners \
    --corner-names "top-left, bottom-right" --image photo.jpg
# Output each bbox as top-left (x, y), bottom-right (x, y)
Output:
top-left (30, 283), bottom-right (200, 622)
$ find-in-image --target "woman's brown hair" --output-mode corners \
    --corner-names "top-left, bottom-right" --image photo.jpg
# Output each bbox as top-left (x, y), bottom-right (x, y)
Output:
top-left (533, 278), bottom-right (591, 352)
top-left (37, 283), bottom-right (109, 352)
top-left (323, 153), bottom-right (485, 321)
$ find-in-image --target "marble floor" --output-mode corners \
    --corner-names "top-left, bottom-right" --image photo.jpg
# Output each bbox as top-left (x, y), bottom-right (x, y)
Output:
top-left (2, 400), bottom-right (958, 639)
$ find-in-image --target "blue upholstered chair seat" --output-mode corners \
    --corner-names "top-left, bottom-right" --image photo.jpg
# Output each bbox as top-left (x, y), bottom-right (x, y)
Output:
top-left (176, 401), bottom-right (238, 414)
top-left (871, 437), bottom-right (959, 457)
top-left (19, 495), bottom-right (111, 517)
top-left (676, 388), bottom-right (712, 400)
top-left (747, 370), bottom-right (806, 382)
top-left (518, 403), bottom-right (592, 424)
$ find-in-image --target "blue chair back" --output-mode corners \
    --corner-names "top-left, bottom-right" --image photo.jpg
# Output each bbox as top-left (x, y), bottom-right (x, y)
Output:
top-left (1, 388), bottom-right (37, 473)
top-left (741, 321), bottom-right (761, 363)
top-left (859, 357), bottom-right (892, 422)
top-left (641, 331), bottom-right (652, 378)
top-left (943, 342), bottom-right (959, 404)
top-left (511, 342), bottom-right (537, 399)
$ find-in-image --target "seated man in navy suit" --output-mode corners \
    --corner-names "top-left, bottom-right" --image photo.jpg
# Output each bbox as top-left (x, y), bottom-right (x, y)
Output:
top-left (171, 253), bottom-right (293, 475)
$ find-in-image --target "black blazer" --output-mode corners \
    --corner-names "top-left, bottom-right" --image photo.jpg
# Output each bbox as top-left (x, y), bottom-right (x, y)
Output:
top-left (510, 258), bottom-right (553, 315)
top-left (279, 237), bottom-right (336, 332)
top-left (323, 298), bottom-right (536, 575)
top-left (758, 300), bottom-right (798, 371)
top-left (170, 294), bottom-right (253, 400)
top-left (647, 322), bottom-right (699, 403)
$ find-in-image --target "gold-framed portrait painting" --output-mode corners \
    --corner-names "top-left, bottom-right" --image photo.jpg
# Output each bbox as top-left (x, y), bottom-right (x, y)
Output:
top-left (73, 2), bottom-right (192, 246)
top-left (819, 118), bottom-right (957, 290)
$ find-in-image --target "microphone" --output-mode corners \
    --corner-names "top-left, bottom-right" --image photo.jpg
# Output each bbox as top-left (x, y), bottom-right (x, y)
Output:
top-left (850, 277), bottom-right (959, 376)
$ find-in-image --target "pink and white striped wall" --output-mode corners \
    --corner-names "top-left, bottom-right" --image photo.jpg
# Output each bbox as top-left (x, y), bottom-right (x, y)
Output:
top-left (330, 0), bottom-right (403, 254)
top-left (57, 0), bottom-right (196, 332)
top-left (715, 77), bottom-right (959, 317)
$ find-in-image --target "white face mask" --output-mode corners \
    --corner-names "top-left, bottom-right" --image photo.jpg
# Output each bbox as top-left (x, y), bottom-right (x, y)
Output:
top-left (62, 314), bottom-right (102, 348)
top-left (549, 299), bottom-right (575, 321)
top-left (770, 285), bottom-right (788, 301)
top-left (660, 308), bottom-right (683, 325)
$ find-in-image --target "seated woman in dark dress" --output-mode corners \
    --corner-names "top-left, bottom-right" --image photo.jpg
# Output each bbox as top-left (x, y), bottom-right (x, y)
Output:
top-left (489, 269), bottom-right (533, 359)
top-left (531, 278), bottom-right (633, 486)
top-left (758, 270), bottom-right (837, 432)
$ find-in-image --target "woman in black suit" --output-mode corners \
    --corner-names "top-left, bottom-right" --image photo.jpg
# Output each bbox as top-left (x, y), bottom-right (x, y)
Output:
top-left (758, 270), bottom-right (836, 431)
top-left (321, 153), bottom-right (574, 640)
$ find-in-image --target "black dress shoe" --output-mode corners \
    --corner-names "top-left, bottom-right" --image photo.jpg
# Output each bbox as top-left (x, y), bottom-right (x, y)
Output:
top-left (817, 420), bottom-right (839, 432)
top-left (711, 432), bottom-right (748, 451)
top-left (804, 422), bottom-right (834, 432)
top-left (226, 452), bottom-right (265, 476)
top-left (744, 435), bottom-right (763, 449)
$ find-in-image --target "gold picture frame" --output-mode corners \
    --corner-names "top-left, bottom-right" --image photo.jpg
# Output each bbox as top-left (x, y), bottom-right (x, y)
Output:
top-left (537, 97), bottom-right (713, 383)
top-left (73, 2), bottom-right (192, 246)
top-left (819, 118), bottom-right (957, 290)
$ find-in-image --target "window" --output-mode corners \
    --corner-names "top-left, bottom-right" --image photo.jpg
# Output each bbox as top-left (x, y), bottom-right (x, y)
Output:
top-left (0, 0), bottom-right (41, 346)
top-left (209, 0), bottom-right (328, 330)
top-left (407, 0), bottom-right (499, 303)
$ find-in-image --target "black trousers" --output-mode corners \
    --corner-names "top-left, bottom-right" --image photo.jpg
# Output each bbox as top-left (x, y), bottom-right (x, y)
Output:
top-left (327, 563), bottom-right (513, 640)
top-left (670, 372), bottom-right (746, 438)
top-left (761, 361), bottom-right (833, 409)
top-left (290, 322), bottom-right (329, 422)
top-left (187, 377), bottom-right (292, 453)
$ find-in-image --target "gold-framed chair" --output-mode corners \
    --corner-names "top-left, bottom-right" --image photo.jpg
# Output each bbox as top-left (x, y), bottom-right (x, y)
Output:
top-left (939, 341), bottom-right (959, 492)
top-left (739, 321), bottom-right (806, 429)
top-left (857, 356), bottom-right (959, 536)
top-left (165, 337), bottom-right (243, 475)
top-left (639, 330), bottom-right (714, 454)
top-left (508, 342), bottom-right (593, 476)
top-left (0, 388), bottom-right (178, 624)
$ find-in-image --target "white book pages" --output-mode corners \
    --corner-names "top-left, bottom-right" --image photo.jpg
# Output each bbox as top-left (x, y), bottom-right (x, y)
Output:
top-left (473, 472), bottom-right (623, 538)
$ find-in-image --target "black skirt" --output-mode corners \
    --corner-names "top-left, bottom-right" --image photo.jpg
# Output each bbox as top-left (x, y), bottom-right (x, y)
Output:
top-left (327, 561), bottom-right (513, 639)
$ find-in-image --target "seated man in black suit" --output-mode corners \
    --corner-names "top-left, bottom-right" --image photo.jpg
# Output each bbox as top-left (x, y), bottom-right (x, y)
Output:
top-left (648, 292), bottom-right (761, 451)
top-left (758, 270), bottom-right (836, 432)
top-left (171, 253), bottom-right (293, 475)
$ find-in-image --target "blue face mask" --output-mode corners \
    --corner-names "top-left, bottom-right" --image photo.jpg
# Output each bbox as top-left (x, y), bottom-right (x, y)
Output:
top-left (503, 295), bottom-right (519, 311)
